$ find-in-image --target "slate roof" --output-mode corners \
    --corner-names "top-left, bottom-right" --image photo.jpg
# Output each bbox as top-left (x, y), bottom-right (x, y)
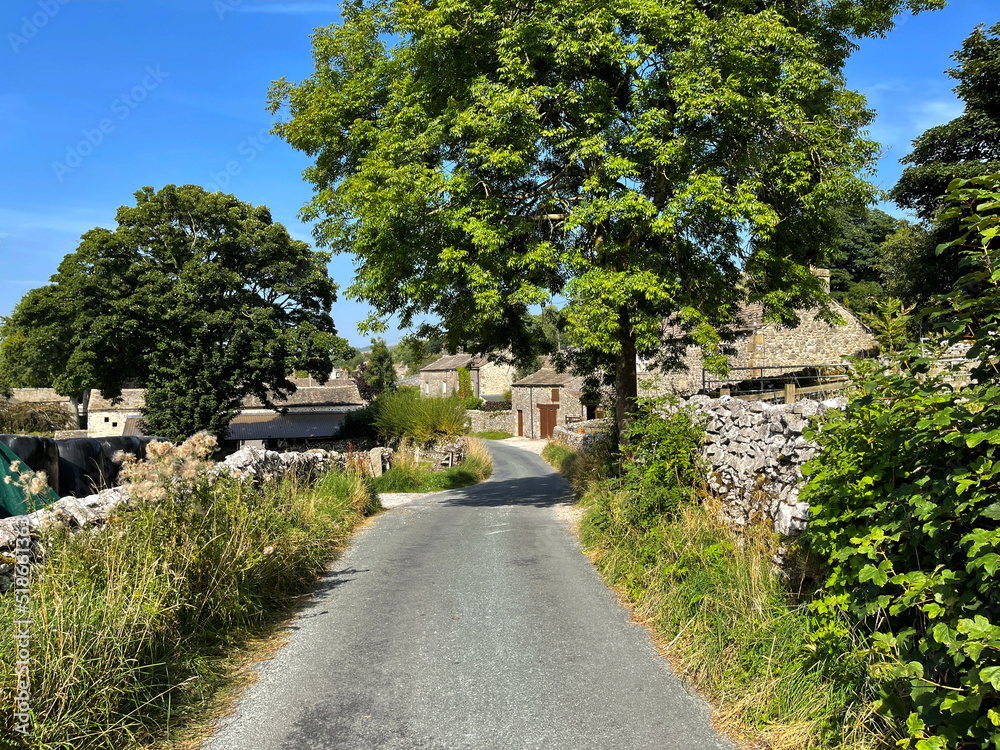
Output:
top-left (93, 384), bottom-right (363, 413)
top-left (511, 368), bottom-right (583, 388)
top-left (88, 389), bottom-right (146, 411)
top-left (420, 353), bottom-right (479, 372)
top-left (242, 384), bottom-right (364, 409)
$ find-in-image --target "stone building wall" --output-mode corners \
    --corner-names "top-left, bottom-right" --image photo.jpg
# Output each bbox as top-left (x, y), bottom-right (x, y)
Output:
top-left (641, 301), bottom-right (878, 397)
top-left (510, 385), bottom-right (586, 439)
top-left (468, 409), bottom-right (513, 434)
top-left (478, 361), bottom-right (515, 396)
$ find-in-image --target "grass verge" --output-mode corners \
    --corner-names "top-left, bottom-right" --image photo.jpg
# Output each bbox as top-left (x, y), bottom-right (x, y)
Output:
top-left (544, 441), bottom-right (888, 750)
top-left (0, 438), bottom-right (381, 749)
top-left (374, 438), bottom-right (492, 493)
top-left (471, 431), bottom-right (512, 440)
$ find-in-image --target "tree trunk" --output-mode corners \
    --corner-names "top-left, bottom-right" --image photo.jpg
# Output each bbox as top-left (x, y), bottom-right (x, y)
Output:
top-left (614, 307), bottom-right (638, 445)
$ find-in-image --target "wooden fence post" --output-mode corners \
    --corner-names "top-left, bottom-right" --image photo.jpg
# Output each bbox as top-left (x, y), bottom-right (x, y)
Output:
top-left (784, 383), bottom-right (796, 404)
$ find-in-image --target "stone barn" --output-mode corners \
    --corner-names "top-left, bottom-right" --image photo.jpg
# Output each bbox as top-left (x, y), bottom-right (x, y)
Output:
top-left (419, 351), bottom-right (515, 398)
top-left (91, 381), bottom-right (365, 448)
top-left (88, 389), bottom-right (145, 438)
top-left (642, 280), bottom-right (878, 398)
top-left (511, 368), bottom-right (594, 439)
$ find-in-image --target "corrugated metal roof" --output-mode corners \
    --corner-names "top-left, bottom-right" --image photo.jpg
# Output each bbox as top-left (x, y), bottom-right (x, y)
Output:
top-left (123, 417), bottom-right (146, 437)
top-left (226, 413), bottom-right (347, 442)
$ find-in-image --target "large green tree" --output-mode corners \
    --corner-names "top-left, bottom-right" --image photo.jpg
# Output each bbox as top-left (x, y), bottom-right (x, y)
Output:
top-left (822, 206), bottom-right (903, 315)
top-left (269, 0), bottom-right (940, 432)
top-left (2, 185), bottom-right (348, 441)
top-left (889, 21), bottom-right (1000, 307)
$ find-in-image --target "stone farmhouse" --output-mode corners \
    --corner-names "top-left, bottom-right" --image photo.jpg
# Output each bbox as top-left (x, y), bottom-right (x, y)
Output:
top-left (419, 351), bottom-right (515, 398)
top-left (6, 388), bottom-right (85, 426)
top-left (88, 389), bottom-right (146, 438)
top-left (511, 367), bottom-right (600, 439)
top-left (641, 278), bottom-right (878, 397)
top-left (88, 379), bottom-right (365, 448)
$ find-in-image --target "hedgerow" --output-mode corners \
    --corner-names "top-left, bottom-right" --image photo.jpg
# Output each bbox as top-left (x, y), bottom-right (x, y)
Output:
top-left (800, 175), bottom-right (1000, 749)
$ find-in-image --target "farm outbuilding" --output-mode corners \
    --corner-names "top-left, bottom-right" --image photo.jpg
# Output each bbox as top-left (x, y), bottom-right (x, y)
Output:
top-left (510, 368), bottom-right (597, 440)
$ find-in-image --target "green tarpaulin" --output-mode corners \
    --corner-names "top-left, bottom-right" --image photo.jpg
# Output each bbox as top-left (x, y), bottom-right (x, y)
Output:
top-left (0, 441), bottom-right (60, 518)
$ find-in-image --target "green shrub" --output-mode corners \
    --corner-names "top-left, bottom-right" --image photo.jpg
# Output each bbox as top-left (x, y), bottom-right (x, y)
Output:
top-left (373, 390), bottom-right (468, 443)
top-left (336, 401), bottom-right (378, 439)
top-left (800, 175), bottom-right (1000, 749)
top-left (613, 400), bottom-right (706, 528)
top-left (373, 438), bottom-right (492, 492)
top-left (0, 402), bottom-right (78, 435)
top-left (541, 441), bottom-right (574, 471)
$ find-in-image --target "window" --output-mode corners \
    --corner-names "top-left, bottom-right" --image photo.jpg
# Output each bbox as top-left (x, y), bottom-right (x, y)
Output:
top-left (112, 422), bottom-right (118, 428)
top-left (442, 381), bottom-right (447, 394)
top-left (104, 416), bottom-right (110, 423)
top-left (551, 388), bottom-right (560, 403)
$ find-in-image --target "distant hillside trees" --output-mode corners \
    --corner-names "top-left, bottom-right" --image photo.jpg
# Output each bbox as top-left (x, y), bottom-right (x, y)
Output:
top-left (0, 184), bottom-right (349, 441)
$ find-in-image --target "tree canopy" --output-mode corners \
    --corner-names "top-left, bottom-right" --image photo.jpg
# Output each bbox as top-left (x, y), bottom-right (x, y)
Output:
top-left (888, 22), bottom-right (1000, 308)
top-left (0, 185), bottom-right (348, 441)
top-left (353, 338), bottom-right (397, 401)
top-left (269, 0), bottom-right (941, 432)
top-left (821, 207), bottom-right (900, 315)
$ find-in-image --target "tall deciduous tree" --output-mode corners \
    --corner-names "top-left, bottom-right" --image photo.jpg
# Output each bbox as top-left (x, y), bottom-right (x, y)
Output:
top-left (889, 22), bottom-right (1000, 307)
top-left (3, 185), bottom-right (348, 442)
top-left (269, 0), bottom-right (940, 434)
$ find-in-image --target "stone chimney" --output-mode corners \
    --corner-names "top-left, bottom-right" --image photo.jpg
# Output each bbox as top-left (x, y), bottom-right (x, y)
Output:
top-left (811, 266), bottom-right (831, 292)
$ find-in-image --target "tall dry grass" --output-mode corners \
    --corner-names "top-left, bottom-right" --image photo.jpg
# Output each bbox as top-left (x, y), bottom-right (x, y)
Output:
top-left (0, 434), bottom-right (380, 749)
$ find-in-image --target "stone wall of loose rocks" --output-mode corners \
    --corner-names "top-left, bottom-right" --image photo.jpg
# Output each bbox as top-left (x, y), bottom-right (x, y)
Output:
top-left (0, 444), bottom-right (397, 593)
top-left (468, 409), bottom-right (513, 435)
top-left (688, 395), bottom-right (845, 536)
top-left (552, 396), bottom-right (846, 538)
top-left (552, 420), bottom-right (612, 452)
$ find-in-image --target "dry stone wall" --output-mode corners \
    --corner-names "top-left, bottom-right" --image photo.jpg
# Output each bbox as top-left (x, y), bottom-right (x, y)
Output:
top-left (468, 409), bottom-right (512, 434)
top-left (0, 444), bottom-right (395, 593)
top-left (552, 396), bottom-right (846, 537)
top-left (686, 395), bottom-right (846, 536)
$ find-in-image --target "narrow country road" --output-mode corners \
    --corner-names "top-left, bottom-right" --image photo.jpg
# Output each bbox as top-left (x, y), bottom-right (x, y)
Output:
top-left (205, 442), bottom-right (732, 750)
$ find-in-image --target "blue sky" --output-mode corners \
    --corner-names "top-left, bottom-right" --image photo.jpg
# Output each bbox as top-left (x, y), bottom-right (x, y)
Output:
top-left (0, 0), bottom-right (997, 347)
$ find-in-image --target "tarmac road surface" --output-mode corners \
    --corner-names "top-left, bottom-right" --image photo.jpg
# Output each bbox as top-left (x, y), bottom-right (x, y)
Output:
top-left (205, 441), bottom-right (732, 750)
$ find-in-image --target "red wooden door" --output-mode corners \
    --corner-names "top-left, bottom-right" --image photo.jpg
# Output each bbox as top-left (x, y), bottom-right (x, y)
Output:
top-left (538, 405), bottom-right (558, 439)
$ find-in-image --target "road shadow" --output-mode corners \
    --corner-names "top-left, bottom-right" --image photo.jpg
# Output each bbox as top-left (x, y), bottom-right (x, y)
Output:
top-left (441, 474), bottom-right (572, 508)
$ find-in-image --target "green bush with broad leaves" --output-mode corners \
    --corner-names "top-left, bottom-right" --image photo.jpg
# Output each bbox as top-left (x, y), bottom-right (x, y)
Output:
top-left (586, 399), bottom-right (705, 534)
top-left (800, 175), bottom-right (1000, 749)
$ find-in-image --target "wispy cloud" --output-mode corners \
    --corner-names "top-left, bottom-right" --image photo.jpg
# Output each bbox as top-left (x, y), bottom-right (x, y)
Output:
top-left (0, 207), bottom-right (108, 237)
top-left (236, 2), bottom-right (339, 14)
top-left (909, 98), bottom-right (965, 133)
